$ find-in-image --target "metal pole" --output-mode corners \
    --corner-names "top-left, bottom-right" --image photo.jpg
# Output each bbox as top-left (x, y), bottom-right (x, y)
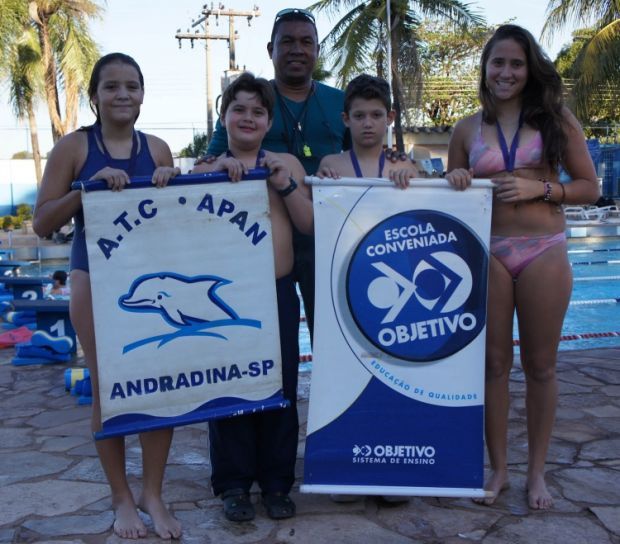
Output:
top-left (206, 22), bottom-right (214, 141)
top-left (386, 1), bottom-right (393, 148)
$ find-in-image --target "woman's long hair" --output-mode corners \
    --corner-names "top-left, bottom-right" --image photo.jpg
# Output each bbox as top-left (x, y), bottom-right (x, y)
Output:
top-left (479, 25), bottom-right (567, 170)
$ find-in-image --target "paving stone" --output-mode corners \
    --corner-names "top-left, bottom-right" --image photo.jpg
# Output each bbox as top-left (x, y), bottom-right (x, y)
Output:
top-left (552, 421), bottom-right (607, 443)
top-left (23, 511), bottom-right (114, 536)
top-left (0, 450), bottom-right (72, 486)
top-left (274, 515), bottom-right (419, 544)
top-left (555, 467), bottom-right (620, 505)
top-left (377, 497), bottom-right (501, 540)
top-left (174, 507), bottom-right (274, 543)
top-left (1, 346), bottom-right (619, 542)
top-left (0, 426), bottom-right (33, 448)
top-left (590, 506), bottom-right (620, 536)
top-left (28, 405), bottom-right (87, 428)
top-left (0, 480), bottom-right (109, 526)
top-left (583, 404), bottom-right (620, 418)
top-left (483, 515), bottom-right (612, 544)
top-left (59, 457), bottom-right (106, 483)
top-left (581, 367), bottom-right (620, 385)
top-left (558, 370), bottom-right (606, 386)
top-left (580, 438), bottom-right (620, 462)
top-left (41, 435), bottom-right (91, 453)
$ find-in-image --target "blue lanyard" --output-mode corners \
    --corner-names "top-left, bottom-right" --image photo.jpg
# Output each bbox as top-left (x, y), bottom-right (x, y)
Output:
top-left (496, 112), bottom-right (524, 172)
top-left (94, 123), bottom-right (138, 176)
top-left (350, 149), bottom-right (386, 178)
top-left (226, 148), bottom-right (265, 167)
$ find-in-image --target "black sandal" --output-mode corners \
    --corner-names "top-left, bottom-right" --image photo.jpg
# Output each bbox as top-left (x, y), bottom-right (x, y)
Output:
top-left (262, 492), bottom-right (296, 520)
top-left (221, 488), bottom-right (255, 522)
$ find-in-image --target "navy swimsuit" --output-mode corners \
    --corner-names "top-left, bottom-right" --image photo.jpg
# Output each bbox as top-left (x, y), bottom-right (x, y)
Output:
top-left (70, 128), bottom-right (157, 272)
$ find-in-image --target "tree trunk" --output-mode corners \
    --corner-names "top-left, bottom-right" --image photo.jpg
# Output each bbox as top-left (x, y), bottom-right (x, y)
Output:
top-left (27, 104), bottom-right (42, 187)
top-left (31, 4), bottom-right (63, 142)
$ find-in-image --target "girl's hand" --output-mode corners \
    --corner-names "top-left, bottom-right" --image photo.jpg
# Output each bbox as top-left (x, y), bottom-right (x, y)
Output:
top-left (90, 167), bottom-right (130, 192)
top-left (493, 176), bottom-right (544, 203)
top-left (151, 166), bottom-right (181, 188)
top-left (445, 168), bottom-right (473, 191)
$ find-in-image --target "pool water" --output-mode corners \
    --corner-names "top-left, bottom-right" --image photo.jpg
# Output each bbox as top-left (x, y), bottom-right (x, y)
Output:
top-left (19, 238), bottom-right (620, 361)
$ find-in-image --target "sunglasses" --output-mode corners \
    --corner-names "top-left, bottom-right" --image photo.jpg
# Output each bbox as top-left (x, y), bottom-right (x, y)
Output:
top-left (274, 8), bottom-right (316, 24)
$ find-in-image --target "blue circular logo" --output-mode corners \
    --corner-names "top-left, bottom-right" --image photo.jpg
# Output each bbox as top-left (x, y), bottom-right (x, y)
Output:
top-left (346, 210), bottom-right (488, 362)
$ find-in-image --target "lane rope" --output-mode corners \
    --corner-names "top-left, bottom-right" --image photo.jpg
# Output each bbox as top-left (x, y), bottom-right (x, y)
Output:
top-left (572, 259), bottom-right (620, 266)
top-left (574, 275), bottom-right (620, 282)
top-left (298, 331), bottom-right (620, 361)
top-left (569, 298), bottom-right (620, 305)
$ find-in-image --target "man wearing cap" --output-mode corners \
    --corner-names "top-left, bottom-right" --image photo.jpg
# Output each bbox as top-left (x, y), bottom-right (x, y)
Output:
top-left (207, 7), bottom-right (345, 348)
top-left (205, 7), bottom-right (346, 522)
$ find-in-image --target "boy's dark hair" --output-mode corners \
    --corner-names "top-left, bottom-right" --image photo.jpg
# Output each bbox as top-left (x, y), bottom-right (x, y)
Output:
top-left (52, 270), bottom-right (67, 285)
top-left (220, 72), bottom-right (275, 120)
top-left (270, 8), bottom-right (317, 44)
top-left (344, 74), bottom-right (392, 114)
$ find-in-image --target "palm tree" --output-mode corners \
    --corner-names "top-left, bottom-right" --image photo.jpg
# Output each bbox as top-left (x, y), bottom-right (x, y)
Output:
top-left (542, 0), bottom-right (620, 121)
top-left (307, 0), bottom-right (484, 151)
top-left (6, 29), bottom-right (45, 185)
top-left (28, 0), bottom-right (102, 142)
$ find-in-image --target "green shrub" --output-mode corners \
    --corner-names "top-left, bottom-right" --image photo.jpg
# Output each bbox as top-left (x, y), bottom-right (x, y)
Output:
top-left (15, 204), bottom-right (32, 220)
top-left (2, 216), bottom-right (14, 230)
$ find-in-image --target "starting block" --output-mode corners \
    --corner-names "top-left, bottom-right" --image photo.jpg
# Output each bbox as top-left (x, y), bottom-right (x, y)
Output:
top-left (0, 276), bottom-right (53, 300)
top-left (7, 299), bottom-right (76, 353)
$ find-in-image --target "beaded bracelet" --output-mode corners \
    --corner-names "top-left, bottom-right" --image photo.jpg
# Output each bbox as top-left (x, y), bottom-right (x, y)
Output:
top-left (540, 179), bottom-right (553, 202)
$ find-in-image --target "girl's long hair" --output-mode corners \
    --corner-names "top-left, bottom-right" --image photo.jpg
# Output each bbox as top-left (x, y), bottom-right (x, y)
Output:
top-left (479, 25), bottom-right (567, 170)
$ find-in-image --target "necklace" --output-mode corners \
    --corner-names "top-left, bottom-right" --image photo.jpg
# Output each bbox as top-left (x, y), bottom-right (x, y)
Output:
top-left (94, 124), bottom-right (139, 176)
top-left (496, 111), bottom-right (524, 172)
top-left (349, 149), bottom-right (386, 178)
top-left (273, 81), bottom-right (314, 159)
top-left (226, 148), bottom-right (265, 168)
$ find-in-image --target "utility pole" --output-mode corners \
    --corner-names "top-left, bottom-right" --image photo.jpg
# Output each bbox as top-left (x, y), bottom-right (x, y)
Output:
top-left (176, 4), bottom-right (260, 142)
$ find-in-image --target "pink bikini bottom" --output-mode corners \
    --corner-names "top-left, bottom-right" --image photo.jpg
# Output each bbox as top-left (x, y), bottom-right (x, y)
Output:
top-left (490, 232), bottom-right (567, 280)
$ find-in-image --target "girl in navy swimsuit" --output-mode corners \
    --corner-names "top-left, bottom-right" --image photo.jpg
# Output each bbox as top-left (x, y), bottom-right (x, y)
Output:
top-left (446, 25), bottom-right (599, 510)
top-left (33, 53), bottom-right (181, 539)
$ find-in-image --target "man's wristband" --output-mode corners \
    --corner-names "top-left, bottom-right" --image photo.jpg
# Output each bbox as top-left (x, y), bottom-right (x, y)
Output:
top-left (277, 177), bottom-right (298, 197)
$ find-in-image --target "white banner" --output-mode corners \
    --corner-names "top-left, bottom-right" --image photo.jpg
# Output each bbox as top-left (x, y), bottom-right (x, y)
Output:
top-left (83, 179), bottom-right (285, 438)
top-left (302, 178), bottom-right (492, 497)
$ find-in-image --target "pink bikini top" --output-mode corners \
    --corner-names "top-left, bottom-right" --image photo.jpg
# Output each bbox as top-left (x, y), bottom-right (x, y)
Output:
top-left (469, 123), bottom-right (543, 177)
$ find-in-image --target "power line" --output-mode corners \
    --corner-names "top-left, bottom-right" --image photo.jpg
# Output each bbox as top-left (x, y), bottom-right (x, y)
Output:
top-left (175, 4), bottom-right (260, 142)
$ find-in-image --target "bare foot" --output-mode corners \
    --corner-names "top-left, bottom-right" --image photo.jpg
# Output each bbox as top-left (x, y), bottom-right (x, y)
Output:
top-left (113, 496), bottom-right (148, 539)
top-left (473, 469), bottom-right (510, 506)
top-left (138, 494), bottom-right (182, 540)
top-left (527, 473), bottom-right (553, 510)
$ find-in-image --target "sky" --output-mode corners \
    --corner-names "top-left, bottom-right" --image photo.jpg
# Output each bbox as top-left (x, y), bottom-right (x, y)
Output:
top-left (0, 0), bottom-right (576, 159)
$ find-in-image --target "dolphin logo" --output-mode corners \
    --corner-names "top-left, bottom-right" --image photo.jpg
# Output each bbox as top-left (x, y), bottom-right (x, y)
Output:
top-left (117, 272), bottom-right (262, 353)
top-left (119, 272), bottom-right (238, 327)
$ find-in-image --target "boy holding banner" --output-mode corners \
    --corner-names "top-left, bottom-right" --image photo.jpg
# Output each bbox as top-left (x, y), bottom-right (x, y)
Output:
top-left (317, 74), bottom-right (418, 186)
top-left (192, 72), bottom-right (313, 521)
top-left (317, 74), bottom-right (417, 503)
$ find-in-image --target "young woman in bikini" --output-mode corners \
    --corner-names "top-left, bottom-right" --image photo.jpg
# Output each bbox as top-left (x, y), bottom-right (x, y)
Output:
top-left (446, 25), bottom-right (599, 510)
top-left (33, 53), bottom-right (182, 539)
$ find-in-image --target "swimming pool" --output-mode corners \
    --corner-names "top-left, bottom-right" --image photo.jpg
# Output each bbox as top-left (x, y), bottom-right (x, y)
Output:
top-left (297, 237), bottom-right (620, 364)
top-left (17, 238), bottom-right (620, 361)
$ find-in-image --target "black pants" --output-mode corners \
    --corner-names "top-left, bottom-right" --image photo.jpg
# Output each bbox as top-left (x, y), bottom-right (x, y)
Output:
top-left (293, 231), bottom-right (314, 345)
top-left (209, 274), bottom-right (300, 496)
